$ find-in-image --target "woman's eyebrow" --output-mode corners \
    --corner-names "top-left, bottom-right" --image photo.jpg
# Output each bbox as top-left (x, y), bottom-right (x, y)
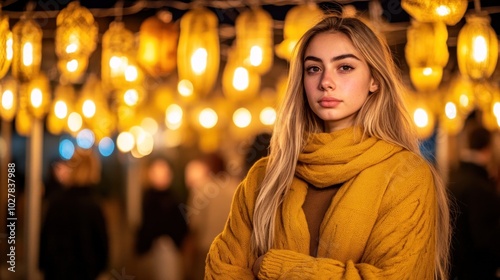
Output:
top-left (304, 53), bottom-right (360, 63)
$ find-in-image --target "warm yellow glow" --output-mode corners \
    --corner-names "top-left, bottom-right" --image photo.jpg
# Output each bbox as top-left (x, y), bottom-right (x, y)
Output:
top-left (436, 5), bottom-right (450, 16)
top-left (141, 117), bottom-right (158, 135)
top-left (233, 107), bottom-right (252, 128)
top-left (68, 112), bottom-right (83, 132)
top-left (493, 102), bottom-right (500, 117)
top-left (165, 104), bottom-right (183, 129)
top-left (125, 65), bottom-right (138, 82)
top-left (6, 35), bottom-right (13, 60)
top-left (249, 46), bottom-right (263, 67)
top-left (82, 99), bottom-right (96, 118)
top-left (191, 48), bottom-right (208, 75)
top-left (23, 42), bottom-right (33, 66)
top-left (136, 130), bottom-right (154, 156)
top-left (260, 107), bottom-right (276, 125)
top-left (199, 108), bottom-right (217, 128)
top-left (109, 56), bottom-right (128, 74)
top-left (422, 67), bottom-right (433, 76)
top-left (1, 90), bottom-right (13, 110)
top-left (117, 131), bottom-right (135, 152)
top-left (65, 42), bottom-right (78, 54)
top-left (66, 59), bottom-right (79, 72)
top-left (233, 67), bottom-right (250, 91)
top-left (414, 108), bottom-right (429, 128)
top-left (459, 94), bottom-right (470, 108)
top-left (472, 35), bottom-right (487, 63)
top-left (444, 102), bottom-right (457, 119)
top-left (123, 89), bottom-right (139, 106)
top-left (54, 101), bottom-right (68, 119)
top-left (30, 88), bottom-right (43, 108)
top-left (177, 79), bottom-right (194, 97)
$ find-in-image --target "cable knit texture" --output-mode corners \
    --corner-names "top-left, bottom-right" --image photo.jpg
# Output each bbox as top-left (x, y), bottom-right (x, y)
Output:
top-left (205, 127), bottom-right (437, 279)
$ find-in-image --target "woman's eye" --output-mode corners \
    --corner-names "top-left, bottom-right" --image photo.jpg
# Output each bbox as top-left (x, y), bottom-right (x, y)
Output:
top-left (339, 65), bottom-right (354, 72)
top-left (306, 66), bottom-right (320, 73)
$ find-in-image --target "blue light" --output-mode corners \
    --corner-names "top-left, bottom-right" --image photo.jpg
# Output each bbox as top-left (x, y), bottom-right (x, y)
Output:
top-left (76, 129), bottom-right (95, 149)
top-left (98, 137), bottom-right (115, 157)
top-left (59, 139), bottom-right (75, 160)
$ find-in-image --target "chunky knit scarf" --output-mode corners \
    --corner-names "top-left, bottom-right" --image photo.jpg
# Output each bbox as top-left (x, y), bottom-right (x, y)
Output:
top-left (295, 127), bottom-right (403, 188)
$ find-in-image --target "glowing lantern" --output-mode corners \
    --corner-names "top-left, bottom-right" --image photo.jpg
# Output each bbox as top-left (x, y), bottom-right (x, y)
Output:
top-left (55, 1), bottom-right (98, 82)
top-left (449, 75), bottom-right (475, 115)
top-left (457, 14), bottom-right (498, 80)
top-left (15, 85), bottom-right (31, 136)
top-left (47, 85), bottom-right (76, 135)
top-left (235, 7), bottom-right (273, 74)
top-left (27, 74), bottom-right (50, 119)
top-left (177, 7), bottom-right (219, 97)
top-left (405, 21), bottom-right (449, 91)
top-left (12, 17), bottom-right (42, 82)
top-left (222, 48), bottom-right (261, 102)
top-left (138, 11), bottom-right (178, 77)
top-left (102, 21), bottom-right (142, 89)
top-left (402, 0), bottom-right (468, 25)
top-left (0, 78), bottom-right (17, 121)
top-left (0, 13), bottom-right (12, 79)
top-left (439, 98), bottom-right (464, 135)
top-left (405, 92), bottom-right (436, 139)
top-left (275, 3), bottom-right (324, 61)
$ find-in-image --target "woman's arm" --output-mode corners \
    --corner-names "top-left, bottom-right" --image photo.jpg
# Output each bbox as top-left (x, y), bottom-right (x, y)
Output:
top-left (255, 161), bottom-right (437, 280)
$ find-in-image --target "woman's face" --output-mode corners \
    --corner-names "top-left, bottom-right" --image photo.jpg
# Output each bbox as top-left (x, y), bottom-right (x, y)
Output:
top-left (303, 32), bottom-right (378, 132)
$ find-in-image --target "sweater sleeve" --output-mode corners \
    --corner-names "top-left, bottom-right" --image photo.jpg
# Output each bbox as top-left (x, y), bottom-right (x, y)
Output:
top-left (205, 159), bottom-right (267, 279)
top-left (257, 160), bottom-right (437, 280)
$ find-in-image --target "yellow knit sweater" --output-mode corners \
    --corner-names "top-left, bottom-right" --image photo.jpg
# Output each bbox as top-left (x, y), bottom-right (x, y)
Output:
top-left (206, 127), bottom-right (437, 279)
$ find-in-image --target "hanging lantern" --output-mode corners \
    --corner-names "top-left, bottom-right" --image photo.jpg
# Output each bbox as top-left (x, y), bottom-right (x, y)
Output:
top-left (457, 13), bottom-right (498, 81)
top-left (0, 13), bottom-right (13, 79)
top-left (405, 21), bottom-right (449, 91)
top-left (55, 1), bottom-right (98, 82)
top-left (0, 78), bottom-right (17, 121)
top-left (102, 21), bottom-right (142, 89)
top-left (47, 84), bottom-right (76, 135)
top-left (275, 3), bottom-right (324, 61)
top-left (401, 0), bottom-right (468, 25)
top-left (449, 74), bottom-right (476, 115)
top-left (11, 16), bottom-right (42, 82)
top-left (222, 47), bottom-right (261, 102)
top-left (405, 91), bottom-right (436, 139)
top-left (27, 74), bottom-right (51, 119)
top-left (177, 7), bottom-right (219, 97)
top-left (235, 7), bottom-right (274, 74)
top-left (15, 85), bottom-right (31, 136)
top-left (137, 11), bottom-right (178, 77)
top-left (439, 96), bottom-right (465, 135)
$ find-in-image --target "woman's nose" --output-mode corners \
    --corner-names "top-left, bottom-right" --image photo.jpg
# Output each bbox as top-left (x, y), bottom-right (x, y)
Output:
top-left (319, 70), bottom-right (334, 91)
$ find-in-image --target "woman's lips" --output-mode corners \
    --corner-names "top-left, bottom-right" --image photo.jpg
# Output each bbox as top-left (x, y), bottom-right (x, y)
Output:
top-left (319, 97), bottom-right (341, 108)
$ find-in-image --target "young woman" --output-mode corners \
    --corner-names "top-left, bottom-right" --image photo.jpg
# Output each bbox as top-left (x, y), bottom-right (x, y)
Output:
top-left (206, 15), bottom-right (451, 279)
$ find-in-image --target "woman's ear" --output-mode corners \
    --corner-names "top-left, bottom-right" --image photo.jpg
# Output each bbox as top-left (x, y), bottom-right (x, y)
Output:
top-left (369, 79), bottom-right (379, 93)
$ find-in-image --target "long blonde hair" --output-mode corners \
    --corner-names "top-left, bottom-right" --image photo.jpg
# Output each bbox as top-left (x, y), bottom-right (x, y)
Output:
top-left (251, 15), bottom-right (451, 279)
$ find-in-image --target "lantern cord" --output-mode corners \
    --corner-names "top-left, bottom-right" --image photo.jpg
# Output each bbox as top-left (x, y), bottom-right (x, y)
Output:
top-left (115, 0), bottom-right (124, 22)
top-left (474, 0), bottom-right (481, 13)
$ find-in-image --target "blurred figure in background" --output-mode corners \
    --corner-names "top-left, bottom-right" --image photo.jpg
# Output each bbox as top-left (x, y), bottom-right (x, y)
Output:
top-left (135, 156), bottom-right (188, 280)
top-left (183, 153), bottom-right (238, 279)
top-left (243, 132), bottom-right (271, 177)
top-left (448, 126), bottom-right (500, 280)
top-left (39, 148), bottom-right (109, 280)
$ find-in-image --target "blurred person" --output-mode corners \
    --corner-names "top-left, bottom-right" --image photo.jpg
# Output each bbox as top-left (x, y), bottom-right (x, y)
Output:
top-left (39, 148), bottom-right (109, 280)
top-left (183, 153), bottom-right (238, 279)
top-left (448, 126), bottom-right (500, 280)
top-left (242, 132), bottom-right (271, 177)
top-left (206, 15), bottom-right (451, 279)
top-left (42, 158), bottom-right (72, 200)
top-left (135, 156), bottom-right (188, 280)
